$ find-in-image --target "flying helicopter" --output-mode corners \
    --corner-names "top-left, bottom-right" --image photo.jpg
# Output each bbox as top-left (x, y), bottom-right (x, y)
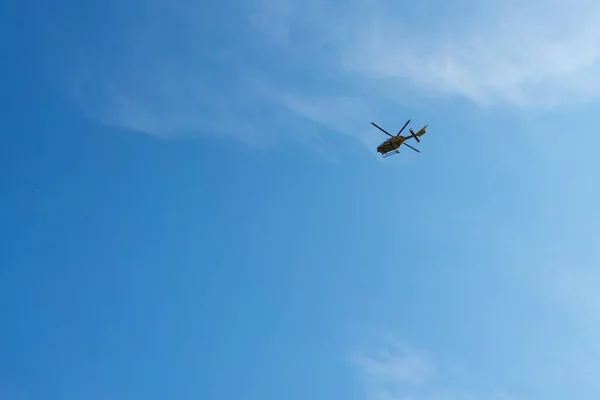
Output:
top-left (371, 119), bottom-right (428, 158)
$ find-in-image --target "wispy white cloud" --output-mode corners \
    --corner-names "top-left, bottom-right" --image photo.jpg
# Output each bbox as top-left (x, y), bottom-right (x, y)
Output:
top-left (351, 336), bottom-right (518, 400)
top-left (354, 339), bottom-right (438, 388)
top-left (65, 0), bottom-right (600, 142)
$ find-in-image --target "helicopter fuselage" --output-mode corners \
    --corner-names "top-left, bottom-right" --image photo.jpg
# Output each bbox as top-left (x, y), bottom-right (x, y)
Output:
top-left (377, 136), bottom-right (407, 154)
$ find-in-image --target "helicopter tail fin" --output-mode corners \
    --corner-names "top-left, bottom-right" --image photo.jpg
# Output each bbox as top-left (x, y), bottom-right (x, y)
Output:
top-left (409, 125), bottom-right (427, 142)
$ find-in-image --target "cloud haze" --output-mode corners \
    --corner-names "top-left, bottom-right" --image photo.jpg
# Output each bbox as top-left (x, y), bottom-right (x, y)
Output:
top-left (65, 0), bottom-right (600, 140)
top-left (351, 337), bottom-right (518, 400)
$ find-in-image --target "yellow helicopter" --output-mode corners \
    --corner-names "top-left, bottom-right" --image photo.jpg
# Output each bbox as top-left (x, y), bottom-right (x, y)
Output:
top-left (371, 119), bottom-right (428, 157)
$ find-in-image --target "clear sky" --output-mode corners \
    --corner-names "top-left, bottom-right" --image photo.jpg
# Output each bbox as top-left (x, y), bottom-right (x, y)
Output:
top-left (2, 0), bottom-right (600, 399)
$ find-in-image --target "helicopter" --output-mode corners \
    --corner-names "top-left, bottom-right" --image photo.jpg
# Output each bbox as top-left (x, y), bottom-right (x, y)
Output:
top-left (371, 119), bottom-right (428, 158)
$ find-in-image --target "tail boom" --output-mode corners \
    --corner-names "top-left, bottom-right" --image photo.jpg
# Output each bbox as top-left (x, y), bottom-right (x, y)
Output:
top-left (409, 125), bottom-right (427, 142)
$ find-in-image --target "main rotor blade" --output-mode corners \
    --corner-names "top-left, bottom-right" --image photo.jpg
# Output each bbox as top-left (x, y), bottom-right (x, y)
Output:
top-left (371, 122), bottom-right (394, 137)
top-left (397, 119), bottom-right (411, 136)
top-left (403, 142), bottom-right (420, 153)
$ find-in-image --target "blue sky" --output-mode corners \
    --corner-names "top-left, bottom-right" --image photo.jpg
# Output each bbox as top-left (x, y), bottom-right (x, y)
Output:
top-left (2, 0), bottom-right (600, 399)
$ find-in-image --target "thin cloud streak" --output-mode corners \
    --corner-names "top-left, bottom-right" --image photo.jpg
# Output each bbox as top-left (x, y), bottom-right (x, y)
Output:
top-left (66, 0), bottom-right (600, 142)
top-left (351, 337), bottom-right (518, 400)
top-left (260, 0), bottom-right (600, 106)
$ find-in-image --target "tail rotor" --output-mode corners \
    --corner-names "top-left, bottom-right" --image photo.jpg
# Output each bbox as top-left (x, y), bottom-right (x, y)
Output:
top-left (409, 128), bottom-right (420, 143)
